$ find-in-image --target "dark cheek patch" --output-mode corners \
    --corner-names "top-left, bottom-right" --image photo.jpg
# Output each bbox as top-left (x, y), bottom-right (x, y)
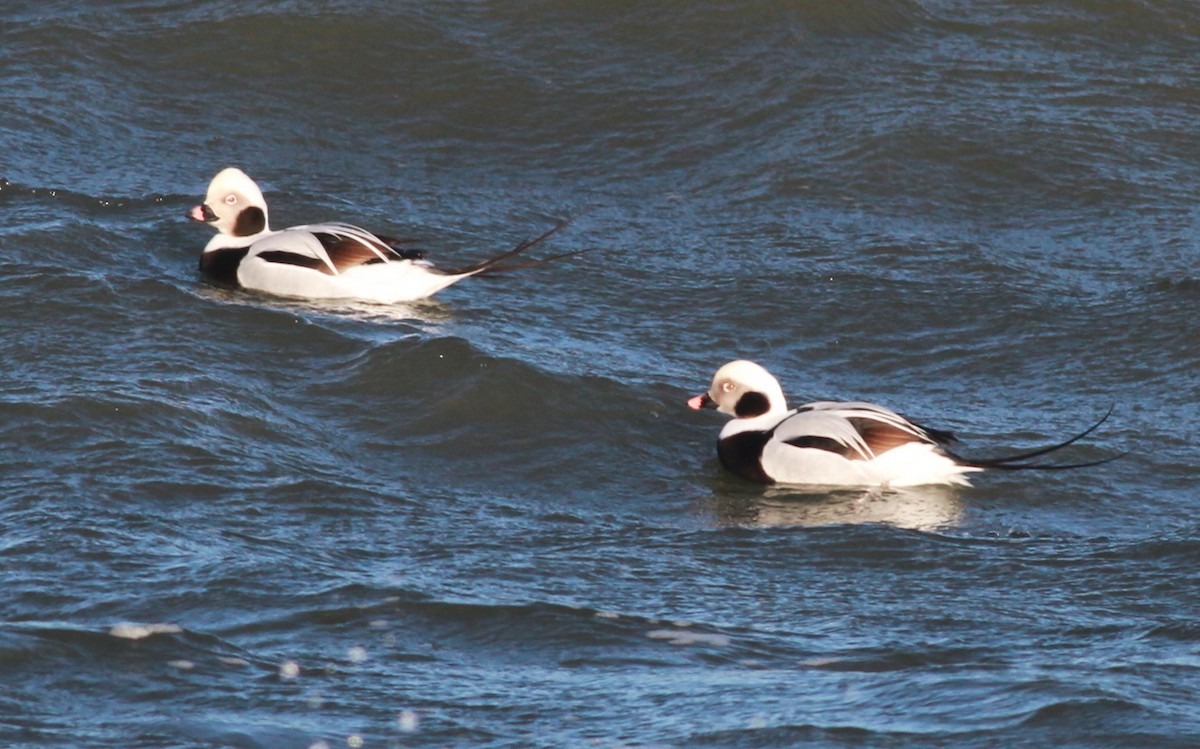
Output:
top-left (232, 206), bottom-right (266, 237)
top-left (734, 392), bottom-right (771, 418)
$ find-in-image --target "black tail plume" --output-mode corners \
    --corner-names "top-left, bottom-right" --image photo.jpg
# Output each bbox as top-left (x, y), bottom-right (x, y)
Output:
top-left (440, 214), bottom-right (585, 276)
top-left (947, 405), bottom-right (1124, 471)
top-left (470, 246), bottom-right (599, 274)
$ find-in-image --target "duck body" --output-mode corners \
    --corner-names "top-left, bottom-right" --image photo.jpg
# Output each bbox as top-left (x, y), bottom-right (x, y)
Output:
top-left (712, 400), bottom-right (977, 487)
top-left (197, 220), bottom-right (462, 303)
top-left (689, 360), bottom-right (1114, 488)
top-left (190, 167), bottom-right (571, 303)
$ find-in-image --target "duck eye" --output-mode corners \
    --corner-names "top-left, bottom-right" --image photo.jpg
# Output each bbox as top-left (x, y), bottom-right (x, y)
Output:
top-left (224, 194), bottom-right (238, 205)
top-left (721, 382), bottom-right (735, 393)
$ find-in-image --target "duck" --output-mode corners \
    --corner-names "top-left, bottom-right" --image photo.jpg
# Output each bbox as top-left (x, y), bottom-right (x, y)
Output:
top-left (687, 360), bottom-right (1116, 487)
top-left (189, 167), bottom-right (578, 303)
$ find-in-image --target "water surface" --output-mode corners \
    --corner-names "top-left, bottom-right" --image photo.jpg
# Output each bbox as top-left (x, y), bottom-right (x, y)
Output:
top-left (2, 2), bottom-right (1198, 747)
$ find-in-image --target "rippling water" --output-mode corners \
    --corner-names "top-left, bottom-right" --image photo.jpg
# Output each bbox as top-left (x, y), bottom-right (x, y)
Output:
top-left (2, 2), bottom-right (1199, 747)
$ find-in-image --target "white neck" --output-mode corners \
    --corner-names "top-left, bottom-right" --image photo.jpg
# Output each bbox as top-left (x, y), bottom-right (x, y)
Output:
top-left (719, 408), bottom-right (793, 438)
top-left (203, 227), bottom-right (275, 253)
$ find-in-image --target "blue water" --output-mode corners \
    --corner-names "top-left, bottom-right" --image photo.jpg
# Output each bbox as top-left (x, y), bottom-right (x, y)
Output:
top-left (2, 2), bottom-right (1199, 747)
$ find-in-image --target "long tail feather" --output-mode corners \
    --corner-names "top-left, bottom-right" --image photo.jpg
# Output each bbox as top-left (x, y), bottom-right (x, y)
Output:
top-left (472, 247), bottom-right (599, 274)
top-left (947, 405), bottom-right (1122, 471)
top-left (439, 215), bottom-right (579, 276)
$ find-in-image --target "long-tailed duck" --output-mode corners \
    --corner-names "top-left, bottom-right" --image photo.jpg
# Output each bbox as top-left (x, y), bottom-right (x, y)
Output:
top-left (190, 167), bottom-right (578, 303)
top-left (688, 360), bottom-right (1117, 487)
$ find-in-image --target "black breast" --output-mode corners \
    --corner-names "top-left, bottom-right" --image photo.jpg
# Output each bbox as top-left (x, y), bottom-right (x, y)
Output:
top-left (198, 247), bottom-right (250, 287)
top-left (716, 431), bottom-right (775, 484)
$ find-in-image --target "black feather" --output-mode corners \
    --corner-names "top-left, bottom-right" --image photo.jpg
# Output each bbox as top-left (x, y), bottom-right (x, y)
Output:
top-left (438, 214), bottom-right (586, 276)
top-left (947, 405), bottom-right (1122, 471)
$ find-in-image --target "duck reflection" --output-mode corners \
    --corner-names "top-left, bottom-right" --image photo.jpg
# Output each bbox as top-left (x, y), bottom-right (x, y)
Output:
top-left (707, 483), bottom-right (965, 530)
top-left (192, 283), bottom-right (456, 325)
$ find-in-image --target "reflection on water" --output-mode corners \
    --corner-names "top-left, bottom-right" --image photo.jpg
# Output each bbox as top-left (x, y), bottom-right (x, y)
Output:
top-left (708, 484), bottom-right (966, 530)
top-left (195, 284), bottom-right (452, 317)
top-left (189, 284), bottom-right (455, 335)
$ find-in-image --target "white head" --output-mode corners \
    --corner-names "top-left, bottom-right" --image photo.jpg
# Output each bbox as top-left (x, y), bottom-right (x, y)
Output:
top-left (189, 167), bottom-right (269, 238)
top-left (687, 360), bottom-right (790, 420)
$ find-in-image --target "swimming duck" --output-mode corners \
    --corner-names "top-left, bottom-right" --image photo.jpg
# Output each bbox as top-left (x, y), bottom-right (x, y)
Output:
top-left (189, 167), bottom-right (576, 303)
top-left (688, 360), bottom-right (1116, 487)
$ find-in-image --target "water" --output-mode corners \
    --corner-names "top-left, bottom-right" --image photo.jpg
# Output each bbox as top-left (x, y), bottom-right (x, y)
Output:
top-left (2, 2), bottom-right (1199, 747)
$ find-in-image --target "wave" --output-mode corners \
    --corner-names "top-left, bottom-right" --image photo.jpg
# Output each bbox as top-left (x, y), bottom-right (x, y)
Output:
top-left (200, 584), bottom-right (809, 674)
top-left (295, 334), bottom-right (702, 493)
top-left (0, 619), bottom-right (263, 678)
top-left (0, 583), bottom-right (788, 676)
top-left (684, 685), bottom-right (1188, 748)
